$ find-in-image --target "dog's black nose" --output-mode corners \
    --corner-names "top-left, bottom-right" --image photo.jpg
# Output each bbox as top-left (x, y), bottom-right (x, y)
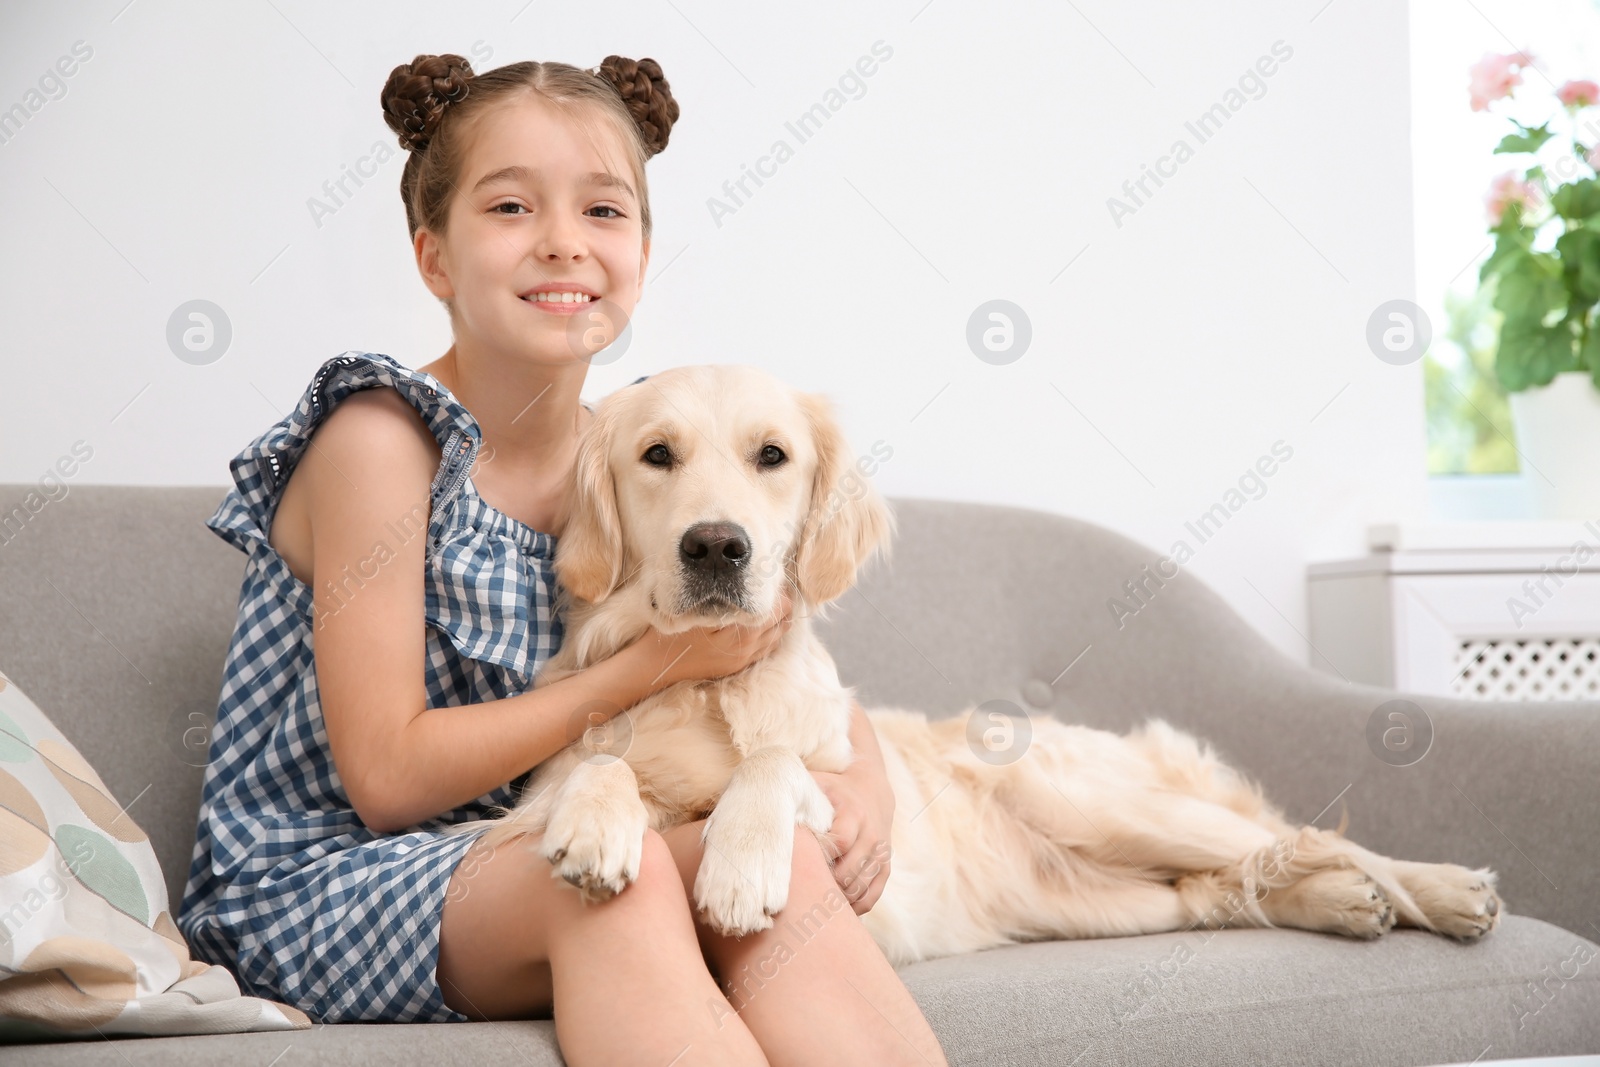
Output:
top-left (680, 522), bottom-right (751, 575)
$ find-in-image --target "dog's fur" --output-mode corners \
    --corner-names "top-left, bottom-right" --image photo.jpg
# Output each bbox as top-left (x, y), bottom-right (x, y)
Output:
top-left (446, 364), bottom-right (1502, 964)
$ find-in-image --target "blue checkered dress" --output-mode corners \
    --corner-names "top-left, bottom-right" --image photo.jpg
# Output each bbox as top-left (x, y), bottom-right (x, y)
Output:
top-left (176, 351), bottom-right (589, 1023)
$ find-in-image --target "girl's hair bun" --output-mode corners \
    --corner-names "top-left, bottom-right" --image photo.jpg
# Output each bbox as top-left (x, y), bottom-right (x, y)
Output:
top-left (594, 56), bottom-right (680, 159)
top-left (380, 53), bottom-right (475, 153)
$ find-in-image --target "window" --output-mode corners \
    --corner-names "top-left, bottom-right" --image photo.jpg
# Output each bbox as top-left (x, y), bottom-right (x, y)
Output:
top-left (1411, 0), bottom-right (1600, 478)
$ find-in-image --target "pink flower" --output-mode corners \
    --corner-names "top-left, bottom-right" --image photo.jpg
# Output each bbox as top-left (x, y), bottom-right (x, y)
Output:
top-left (1484, 171), bottom-right (1543, 225)
top-left (1588, 144), bottom-right (1600, 172)
top-left (1557, 79), bottom-right (1600, 109)
top-left (1469, 50), bottom-right (1537, 111)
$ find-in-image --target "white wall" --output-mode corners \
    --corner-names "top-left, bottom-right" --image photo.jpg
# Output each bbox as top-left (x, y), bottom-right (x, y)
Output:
top-left (0, 0), bottom-right (1422, 669)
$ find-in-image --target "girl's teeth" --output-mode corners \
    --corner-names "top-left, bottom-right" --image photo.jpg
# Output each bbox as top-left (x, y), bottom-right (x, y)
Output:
top-left (529, 292), bottom-right (593, 303)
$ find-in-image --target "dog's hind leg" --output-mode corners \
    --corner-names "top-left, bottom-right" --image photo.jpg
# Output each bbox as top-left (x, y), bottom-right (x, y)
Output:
top-left (1227, 826), bottom-right (1483, 939)
top-left (993, 841), bottom-right (1346, 942)
top-left (996, 758), bottom-right (1407, 937)
top-left (975, 760), bottom-right (1280, 939)
top-left (1317, 852), bottom-right (1501, 940)
top-left (994, 743), bottom-right (1281, 875)
top-left (1233, 825), bottom-right (1500, 940)
top-left (1011, 867), bottom-right (1194, 940)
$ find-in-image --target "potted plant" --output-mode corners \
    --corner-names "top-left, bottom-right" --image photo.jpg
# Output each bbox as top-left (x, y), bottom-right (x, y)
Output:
top-left (1471, 51), bottom-right (1600, 518)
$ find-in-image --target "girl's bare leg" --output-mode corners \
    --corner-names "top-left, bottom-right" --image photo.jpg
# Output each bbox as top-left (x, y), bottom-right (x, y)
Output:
top-left (437, 828), bottom-right (769, 1067)
top-left (661, 820), bottom-right (949, 1067)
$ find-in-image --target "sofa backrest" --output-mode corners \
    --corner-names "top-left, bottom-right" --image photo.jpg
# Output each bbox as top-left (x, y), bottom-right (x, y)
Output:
top-left (1, 486), bottom-right (246, 920)
top-left (0, 485), bottom-right (1291, 916)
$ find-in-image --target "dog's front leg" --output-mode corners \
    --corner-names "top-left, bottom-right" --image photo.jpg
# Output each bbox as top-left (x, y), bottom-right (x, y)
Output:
top-left (541, 751), bottom-right (651, 904)
top-left (693, 746), bottom-right (834, 937)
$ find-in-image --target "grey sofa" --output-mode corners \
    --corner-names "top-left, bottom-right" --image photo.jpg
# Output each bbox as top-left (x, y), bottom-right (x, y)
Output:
top-left (2, 484), bottom-right (1597, 1066)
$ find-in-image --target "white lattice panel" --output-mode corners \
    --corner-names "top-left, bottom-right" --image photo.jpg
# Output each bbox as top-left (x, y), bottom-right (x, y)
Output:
top-left (1452, 637), bottom-right (1600, 702)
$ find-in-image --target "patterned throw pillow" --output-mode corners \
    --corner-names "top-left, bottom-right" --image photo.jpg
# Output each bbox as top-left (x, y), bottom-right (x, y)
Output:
top-left (0, 669), bottom-right (311, 1040)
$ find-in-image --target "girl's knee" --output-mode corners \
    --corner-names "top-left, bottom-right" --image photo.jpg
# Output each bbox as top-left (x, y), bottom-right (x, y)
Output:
top-left (637, 826), bottom-right (676, 876)
top-left (630, 827), bottom-right (697, 906)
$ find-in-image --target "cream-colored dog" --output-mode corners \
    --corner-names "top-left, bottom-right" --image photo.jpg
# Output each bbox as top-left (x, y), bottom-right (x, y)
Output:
top-left (448, 364), bottom-right (1503, 963)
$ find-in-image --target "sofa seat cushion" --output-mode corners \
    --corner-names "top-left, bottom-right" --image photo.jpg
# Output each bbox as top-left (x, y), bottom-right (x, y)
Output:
top-left (910, 916), bottom-right (1600, 1066)
top-left (7, 915), bottom-right (1595, 1065)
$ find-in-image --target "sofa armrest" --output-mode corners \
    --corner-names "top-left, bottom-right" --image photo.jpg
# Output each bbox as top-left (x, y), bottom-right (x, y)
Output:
top-left (1160, 662), bottom-right (1600, 940)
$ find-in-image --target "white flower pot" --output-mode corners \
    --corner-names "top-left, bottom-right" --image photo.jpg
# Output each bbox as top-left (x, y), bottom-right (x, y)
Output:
top-left (1506, 370), bottom-right (1600, 519)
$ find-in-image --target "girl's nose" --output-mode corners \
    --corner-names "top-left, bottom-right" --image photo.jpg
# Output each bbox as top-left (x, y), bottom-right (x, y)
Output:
top-left (534, 214), bottom-right (586, 262)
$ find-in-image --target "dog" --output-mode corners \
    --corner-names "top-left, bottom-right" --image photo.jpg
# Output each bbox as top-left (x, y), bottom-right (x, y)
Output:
top-left (447, 364), bottom-right (1503, 965)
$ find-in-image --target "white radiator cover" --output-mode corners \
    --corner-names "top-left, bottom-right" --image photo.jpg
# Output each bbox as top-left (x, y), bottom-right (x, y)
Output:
top-left (1308, 520), bottom-right (1600, 701)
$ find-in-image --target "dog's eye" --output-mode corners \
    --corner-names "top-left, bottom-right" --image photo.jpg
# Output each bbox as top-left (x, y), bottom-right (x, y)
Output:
top-left (758, 445), bottom-right (786, 468)
top-left (642, 444), bottom-right (672, 468)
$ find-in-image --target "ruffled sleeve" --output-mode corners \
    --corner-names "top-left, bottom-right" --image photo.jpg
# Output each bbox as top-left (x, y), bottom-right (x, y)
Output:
top-left (422, 488), bottom-right (561, 695)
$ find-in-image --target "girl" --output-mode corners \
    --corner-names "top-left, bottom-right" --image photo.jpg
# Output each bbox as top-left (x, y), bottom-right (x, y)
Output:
top-left (176, 52), bottom-right (947, 1066)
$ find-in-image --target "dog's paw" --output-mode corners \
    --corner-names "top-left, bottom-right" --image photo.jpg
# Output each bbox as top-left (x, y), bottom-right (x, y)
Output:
top-left (1407, 864), bottom-right (1502, 940)
top-left (1329, 870), bottom-right (1398, 939)
top-left (795, 780), bottom-right (835, 837)
top-left (541, 795), bottom-right (648, 905)
top-left (694, 835), bottom-right (791, 938)
top-left (1266, 867), bottom-right (1396, 939)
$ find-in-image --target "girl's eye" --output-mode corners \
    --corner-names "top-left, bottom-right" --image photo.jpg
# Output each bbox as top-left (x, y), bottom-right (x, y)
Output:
top-left (643, 444), bottom-right (672, 468)
top-left (758, 445), bottom-right (786, 468)
top-left (489, 203), bottom-right (625, 218)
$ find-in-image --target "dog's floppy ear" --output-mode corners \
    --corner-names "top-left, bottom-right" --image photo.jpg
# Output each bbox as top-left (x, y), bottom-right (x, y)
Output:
top-left (555, 400), bottom-right (625, 604)
top-left (793, 390), bottom-right (895, 606)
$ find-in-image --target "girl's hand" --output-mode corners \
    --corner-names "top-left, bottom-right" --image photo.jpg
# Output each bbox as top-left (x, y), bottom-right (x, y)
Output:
top-left (633, 585), bottom-right (794, 689)
top-left (810, 763), bottom-right (895, 915)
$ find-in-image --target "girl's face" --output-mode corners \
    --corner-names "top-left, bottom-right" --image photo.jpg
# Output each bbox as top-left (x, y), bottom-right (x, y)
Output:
top-left (419, 93), bottom-right (649, 364)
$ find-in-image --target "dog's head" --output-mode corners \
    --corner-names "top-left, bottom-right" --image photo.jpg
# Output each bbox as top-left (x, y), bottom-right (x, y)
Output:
top-left (556, 365), bottom-right (894, 625)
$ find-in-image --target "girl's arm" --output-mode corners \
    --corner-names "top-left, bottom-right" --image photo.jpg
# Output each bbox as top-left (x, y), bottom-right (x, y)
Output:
top-left (299, 389), bottom-right (787, 834)
top-left (841, 700), bottom-right (894, 813)
top-left (809, 700), bottom-right (897, 912)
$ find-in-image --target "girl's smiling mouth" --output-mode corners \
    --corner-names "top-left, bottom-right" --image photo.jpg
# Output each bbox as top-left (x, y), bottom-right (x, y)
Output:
top-left (520, 285), bottom-right (600, 314)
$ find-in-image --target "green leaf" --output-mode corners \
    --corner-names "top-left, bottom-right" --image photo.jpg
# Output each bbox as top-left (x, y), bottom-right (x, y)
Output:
top-left (1497, 313), bottom-right (1578, 391)
top-left (1557, 228), bottom-right (1600, 306)
top-left (1493, 197), bottom-right (1536, 235)
top-left (1479, 227), bottom-right (1533, 283)
top-left (1494, 123), bottom-right (1555, 154)
top-left (1582, 322), bottom-right (1600, 387)
top-left (1491, 252), bottom-right (1566, 319)
top-left (1551, 178), bottom-right (1600, 220)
